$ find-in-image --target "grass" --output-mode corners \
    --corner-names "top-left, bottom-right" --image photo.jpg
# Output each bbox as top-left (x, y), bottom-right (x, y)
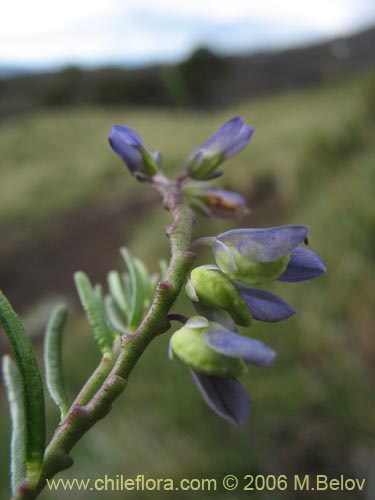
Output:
top-left (0, 71), bottom-right (371, 229)
top-left (0, 69), bottom-right (374, 499)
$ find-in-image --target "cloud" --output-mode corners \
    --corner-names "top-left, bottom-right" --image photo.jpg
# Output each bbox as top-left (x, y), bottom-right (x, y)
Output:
top-left (0, 0), bottom-right (373, 66)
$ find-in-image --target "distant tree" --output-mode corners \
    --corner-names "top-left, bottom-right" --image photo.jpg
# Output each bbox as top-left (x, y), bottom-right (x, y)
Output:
top-left (179, 47), bottom-right (228, 106)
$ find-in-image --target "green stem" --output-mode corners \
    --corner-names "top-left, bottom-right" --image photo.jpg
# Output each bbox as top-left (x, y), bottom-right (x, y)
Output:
top-left (73, 355), bottom-right (114, 407)
top-left (12, 176), bottom-right (195, 500)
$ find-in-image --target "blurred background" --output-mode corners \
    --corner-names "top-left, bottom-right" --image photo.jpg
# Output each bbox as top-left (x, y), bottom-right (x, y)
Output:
top-left (0, 1), bottom-right (374, 499)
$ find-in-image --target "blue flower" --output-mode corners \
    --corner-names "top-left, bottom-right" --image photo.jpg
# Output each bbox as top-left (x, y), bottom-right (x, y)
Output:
top-left (108, 125), bottom-right (160, 180)
top-left (169, 317), bottom-right (276, 425)
top-left (212, 225), bottom-right (326, 285)
top-left (187, 265), bottom-right (296, 324)
top-left (185, 117), bottom-right (254, 180)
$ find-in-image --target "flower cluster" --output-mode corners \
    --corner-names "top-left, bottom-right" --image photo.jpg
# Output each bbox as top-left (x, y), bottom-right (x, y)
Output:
top-left (108, 116), bottom-right (327, 426)
top-left (169, 225), bottom-right (326, 425)
top-left (109, 116), bottom-right (254, 218)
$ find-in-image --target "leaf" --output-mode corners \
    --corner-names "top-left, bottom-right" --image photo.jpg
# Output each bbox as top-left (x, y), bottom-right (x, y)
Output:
top-left (0, 291), bottom-right (45, 486)
top-left (104, 296), bottom-right (126, 334)
top-left (107, 271), bottom-right (130, 322)
top-left (44, 305), bottom-right (69, 420)
top-left (2, 355), bottom-right (26, 495)
top-left (120, 248), bottom-right (144, 331)
top-left (122, 272), bottom-right (132, 302)
top-left (94, 285), bottom-right (117, 339)
top-left (74, 272), bottom-right (113, 358)
top-left (134, 258), bottom-right (152, 301)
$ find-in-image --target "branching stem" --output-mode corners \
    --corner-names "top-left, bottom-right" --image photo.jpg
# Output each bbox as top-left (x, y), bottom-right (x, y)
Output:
top-left (13, 174), bottom-right (195, 500)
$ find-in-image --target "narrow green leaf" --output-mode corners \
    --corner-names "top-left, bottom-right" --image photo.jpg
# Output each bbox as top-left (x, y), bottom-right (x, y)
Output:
top-left (2, 355), bottom-right (26, 495)
top-left (120, 248), bottom-right (144, 330)
top-left (44, 305), bottom-right (69, 420)
top-left (122, 273), bottom-right (133, 306)
top-left (74, 272), bottom-right (113, 358)
top-left (137, 258), bottom-right (158, 302)
top-left (134, 258), bottom-right (153, 308)
top-left (0, 291), bottom-right (45, 486)
top-left (104, 296), bottom-right (125, 334)
top-left (134, 258), bottom-right (150, 289)
top-left (107, 271), bottom-right (130, 322)
top-left (94, 284), bottom-right (104, 304)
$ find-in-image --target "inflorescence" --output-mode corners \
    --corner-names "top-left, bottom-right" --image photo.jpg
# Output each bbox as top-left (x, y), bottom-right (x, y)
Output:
top-left (109, 116), bottom-right (327, 426)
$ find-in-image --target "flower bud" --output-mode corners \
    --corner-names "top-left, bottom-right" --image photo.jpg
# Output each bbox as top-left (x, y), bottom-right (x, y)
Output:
top-left (185, 117), bottom-right (254, 180)
top-left (214, 241), bottom-right (290, 285)
top-left (108, 125), bottom-right (160, 180)
top-left (170, 318), bottom-right (246, 378)
top-left (186, 266), bottom-right (252, 326)
top-left (213, 225), bottom-right (309, 285)
top-left (182, 180), bottom-right (249, 219)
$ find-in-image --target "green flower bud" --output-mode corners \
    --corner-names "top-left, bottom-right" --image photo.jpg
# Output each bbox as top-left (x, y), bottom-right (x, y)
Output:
top-left (186, 266), bottom-right (252, 326)
top-left (170, 318), bottom-right (246, 378)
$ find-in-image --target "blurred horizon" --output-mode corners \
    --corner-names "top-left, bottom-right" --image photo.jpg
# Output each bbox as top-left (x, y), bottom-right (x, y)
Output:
top-left (1, 0), bottom-right (374, 73)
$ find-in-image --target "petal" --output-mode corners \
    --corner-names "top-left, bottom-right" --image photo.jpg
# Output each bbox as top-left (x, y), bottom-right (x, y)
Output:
top-left (186, 117), bottom-right (254, 168)
top-left (198, 117), bottom-right (245, 154)
top-left (189, 369), bottom-right (250, 426)
top-left (202, 328), bottom-right (276, 367)
top-left (217, 225), bottom-right (309, 262)
top-left (224, 125), bottom-right (255, 159)
top-left (278, 247), bottom-right (327, 282)
top-left (110, 125), bottom-right (144, 147)
top-left (199, 187), bottom-right (249, 218)
top-left (108, 126), bottom-right (143, 173)
top-left (236, 284), bottom-right (296, 322)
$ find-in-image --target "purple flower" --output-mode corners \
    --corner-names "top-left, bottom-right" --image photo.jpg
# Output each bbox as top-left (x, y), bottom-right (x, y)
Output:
top-left (169, 317), bottom-right (276, 425)
top-left (187, 265), bottom-right (296, 324)
top-left (108, 125), bottom-right (159, 180)
top-left (182, 181), bottom-right (249, 219)
top-left (185, 117), bottom-right (254, 180)
top-left (211, 225), bottom-right (327, 286)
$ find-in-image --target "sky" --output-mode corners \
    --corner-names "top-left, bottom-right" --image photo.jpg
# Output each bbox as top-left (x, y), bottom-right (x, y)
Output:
top-left (1, 0), bottom-right (374, 69)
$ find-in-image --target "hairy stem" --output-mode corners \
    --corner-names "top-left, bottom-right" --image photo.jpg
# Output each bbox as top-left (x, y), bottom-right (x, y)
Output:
top-left (13, 176), bottom-right (195, 500)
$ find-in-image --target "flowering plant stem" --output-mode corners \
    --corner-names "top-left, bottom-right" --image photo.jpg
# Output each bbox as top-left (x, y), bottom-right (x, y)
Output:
top-left (14, 174), bottom-right (195, 500)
